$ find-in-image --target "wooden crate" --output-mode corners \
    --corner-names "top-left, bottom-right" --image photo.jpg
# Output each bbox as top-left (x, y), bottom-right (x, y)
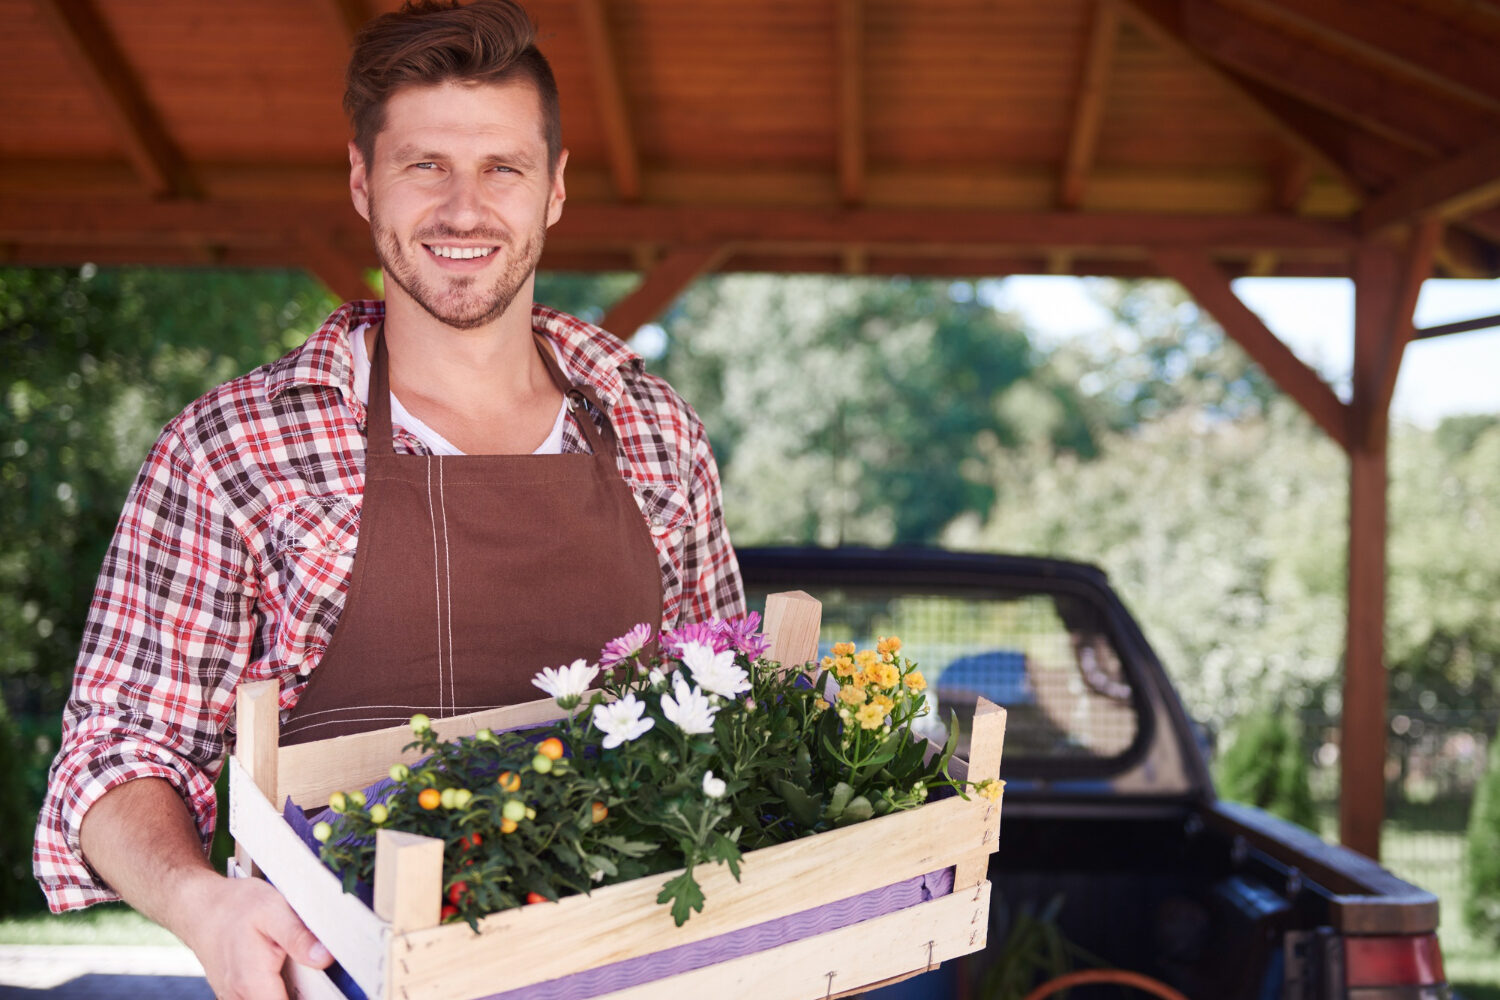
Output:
top-left (229, 592), bottom-right (1006, 1000)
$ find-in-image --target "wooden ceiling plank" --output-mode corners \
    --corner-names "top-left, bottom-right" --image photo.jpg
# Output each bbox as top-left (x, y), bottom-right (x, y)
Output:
top-left (576, 0), bottom-right (640, 202)
top-left (0, 198), bottom-right (1363, 253)
top-left (32, 0), bottom-right (197, 198)
top-left (1217, 0), bottom-right (1500, 116)
top-left (1177, 1), bottom-right (1482, 157)
top-left (1274, 153), bottom-right (1315, 213)
top-left (1153, 246), bottom-right (1351, 449)
top-left (1060, 0), bottom-right (1121, 210)
top-left (837, 0), bottom-right (865, 206)
top-left (1118, 0), bottom-right (1358, 193)
top-left (600, 244), bottom-right (728, 336)
top-left (1360, 136), bottom-right (1500, 236)
top-left (318, 0), bottom-right (368, 51)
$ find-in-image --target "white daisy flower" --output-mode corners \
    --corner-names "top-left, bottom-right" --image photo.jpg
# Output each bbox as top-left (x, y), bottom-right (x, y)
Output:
top-left (591, 693), bottom-right (655, 749)
top-left (661, 674), bottom-right (718, 735)
top-left (678, 640), bottom-right (750, 699)
top-left (532, 658), bottom-right (600, 710)
top-left (702, 770), bottom-right (727, 799)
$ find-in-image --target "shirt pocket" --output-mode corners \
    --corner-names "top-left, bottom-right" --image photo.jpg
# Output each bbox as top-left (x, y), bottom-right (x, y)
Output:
top-left (267, 494), bottom-right (362, 665)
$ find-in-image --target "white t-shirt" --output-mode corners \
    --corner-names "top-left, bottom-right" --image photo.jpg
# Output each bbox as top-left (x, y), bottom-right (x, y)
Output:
top-left (349, 323), bottom-right (569, 456)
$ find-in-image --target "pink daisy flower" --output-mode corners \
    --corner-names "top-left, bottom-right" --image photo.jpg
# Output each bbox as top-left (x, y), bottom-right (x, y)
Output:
top-left (600, 622), bottom-right (653, 666)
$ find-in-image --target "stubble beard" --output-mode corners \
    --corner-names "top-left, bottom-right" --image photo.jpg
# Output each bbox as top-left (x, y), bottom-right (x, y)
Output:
top-left (369, 195), bottom-right (547, 331)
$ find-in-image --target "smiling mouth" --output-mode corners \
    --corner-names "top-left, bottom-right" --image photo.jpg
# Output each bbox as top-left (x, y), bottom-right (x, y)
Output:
top-left (425, 244), bottom-right (497, 260)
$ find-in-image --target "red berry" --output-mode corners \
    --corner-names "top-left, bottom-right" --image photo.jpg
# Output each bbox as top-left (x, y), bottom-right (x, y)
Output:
top-left (448, 881), bottom-right (468, 904)
top-left (525, 891), bottom-right (548, 905)
top-left (440, 904), bottom-right (459, 921)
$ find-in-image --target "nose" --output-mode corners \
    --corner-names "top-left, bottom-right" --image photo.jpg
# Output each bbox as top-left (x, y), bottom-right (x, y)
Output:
top-left (436, 172), bottom-right (485, 233)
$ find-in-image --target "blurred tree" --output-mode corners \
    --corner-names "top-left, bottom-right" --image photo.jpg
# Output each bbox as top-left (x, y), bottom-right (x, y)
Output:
top-left (1465, 722), bottom-right (1500, 945)
top-left (1215, 704), bottom-right (1319, 830)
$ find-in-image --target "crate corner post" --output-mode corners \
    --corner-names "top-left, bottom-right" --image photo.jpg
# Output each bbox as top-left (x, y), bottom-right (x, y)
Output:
top-left (234, 678), bottom-right (281, 876)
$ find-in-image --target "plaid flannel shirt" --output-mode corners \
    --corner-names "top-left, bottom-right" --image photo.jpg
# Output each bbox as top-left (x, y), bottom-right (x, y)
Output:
top-left (34, 300), bottom-right (745, 911)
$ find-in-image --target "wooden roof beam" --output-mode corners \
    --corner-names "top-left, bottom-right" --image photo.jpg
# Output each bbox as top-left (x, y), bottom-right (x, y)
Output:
top-left (33, 0), bottom-right (197, 198)
top-left (836, 0), bottom-right (865, 206)
top-left (1152, 247), bottom-right (1351, 450)
top-left (1416, 312), bottom-right (1500, 340)
top-left (0, 198), bottom-right (1362, 252)
top-left (1060, 0), bottom-right (1120, 210)
top-left (1175, 1), bottom-right (1483, 157)
top-left (1360, 136), bottom-right (1500, 236)
top-left (1214, 0), bottom-right (1500, 116)
top-left (1365, 219), bottom-right (1442, 446)
top-left (299, 231), bottom-right (378, 303)
top-left (1119, 0), bottom-right (1356, 193)
top-left (576, 0), bottom-right (640, 202)
top-left (600, 244), bottom-right (728, 336)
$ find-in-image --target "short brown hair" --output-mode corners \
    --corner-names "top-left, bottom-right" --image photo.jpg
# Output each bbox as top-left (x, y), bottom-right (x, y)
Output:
top-left (344, 0), bottom-right (561, 170)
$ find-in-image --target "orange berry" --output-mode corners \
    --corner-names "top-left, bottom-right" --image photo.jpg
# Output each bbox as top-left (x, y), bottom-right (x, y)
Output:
top-left (500, 817), bottom-right (519, 834)
top-left (525, 891), bottom-right (548, 904)
top-left (537, 737), bottom-right (565, 761)
top-left (497, 770), bottom-right (521, 792)
top-left (418, 788), bottom-right (441, 810)
top-left (591, 801), bottom-right (608, 824)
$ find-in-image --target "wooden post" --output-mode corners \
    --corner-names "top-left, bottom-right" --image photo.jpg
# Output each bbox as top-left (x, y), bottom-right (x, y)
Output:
top-left (953, 699), bottom-right (1006, 891)
top-left (762, 590), bottom-right (822, 668)
top-left (374, 829), bottom-right (445, 933)
top-left (234, 679), bottom-right (281, 876)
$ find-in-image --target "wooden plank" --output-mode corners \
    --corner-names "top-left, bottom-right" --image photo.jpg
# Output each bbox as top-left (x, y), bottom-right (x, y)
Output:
top-left (836, 0), bottom-right (865, 205)
top-left (1215, 0), bottom-right (1500, 116)
top-left (386, 793), bottom-right (994, 999)
top-left (762, 590), bottom-right (822, 669)
top-left (1060, 0), bottom-right (1120, 210)
top-left (316, 0), bottom-right (366, 51)
top-left (228, 756), bottom-right (390, 999)
top-left (374, 829), bottom-right (445, 934)
top-left (1152, 248), bottom-right (1351, 450)
top-left (590, 883), bottom-right (992, 1000)
top-left (600, 244), bottom-right (727, 336)
top-left (1369, 218), bottom-right (1441, 428)
top-left (232, 858), bottom-right (358, 1000)
top-left (1177, 1), bottom-right (1481, 156)
top-left (953, 700), bottom-right (1006, 889)
top-left (234, 679), bottom-right (281, 877)
top-left (576, 0), bottom-right (640, 201)
top-left (1361, 137), bottom-right (1500, 236)
top-left (1274, 154), bottom-right (1315, 213)
top-left (1416, 311), bottom-right (1500, 340)
top-left (32, 0), bottom-right (197, 198)
top-left (278, 694), bottom-right (568, 807)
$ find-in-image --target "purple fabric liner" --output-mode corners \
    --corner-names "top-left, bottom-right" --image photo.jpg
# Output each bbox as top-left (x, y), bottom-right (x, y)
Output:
top-left (279, 719), bottom-right (956, 1000)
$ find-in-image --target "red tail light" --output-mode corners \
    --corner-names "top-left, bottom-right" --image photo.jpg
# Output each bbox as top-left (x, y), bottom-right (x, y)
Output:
top-left (1345, 933), bottom-right (1445, 987)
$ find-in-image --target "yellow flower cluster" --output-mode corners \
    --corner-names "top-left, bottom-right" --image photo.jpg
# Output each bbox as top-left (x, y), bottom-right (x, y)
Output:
top-left (975, 779), bottom-right (1005, 802)
top-left (819, 636), bottom-right (928, 734)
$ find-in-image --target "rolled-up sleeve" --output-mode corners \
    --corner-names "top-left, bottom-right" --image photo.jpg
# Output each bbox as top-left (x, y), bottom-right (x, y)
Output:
top-left (34, 422), bottom-right (256, 912)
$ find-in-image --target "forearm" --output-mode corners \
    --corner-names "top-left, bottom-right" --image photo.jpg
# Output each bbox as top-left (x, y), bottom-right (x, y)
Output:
top-left (77, 777), bottom-right (222, 945)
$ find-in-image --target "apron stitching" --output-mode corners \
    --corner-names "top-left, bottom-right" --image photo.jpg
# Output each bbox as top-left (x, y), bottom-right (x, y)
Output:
top-left (427, 455), bottom-right (445, 715)
top-left (439, 456), bottom-right (456, 714)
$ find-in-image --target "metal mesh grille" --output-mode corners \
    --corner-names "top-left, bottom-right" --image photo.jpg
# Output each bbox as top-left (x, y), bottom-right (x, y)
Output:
top-left (753, 585), bottom-right (1140, 766)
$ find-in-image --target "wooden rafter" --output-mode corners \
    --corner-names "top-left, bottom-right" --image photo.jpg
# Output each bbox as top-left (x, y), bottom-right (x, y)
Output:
top-left (33, 0), bottom-right (197, 198)
top-left (1214, 0), bottom-right (1500, 116)
top-left (1152, 247), bottom-right (1351, 450)
top-left (1118, 0), bottom-right (1356, 193)
top-left (1272, 152), bottom-right (1314, 213)
top-left (836, 0), bottom-right (865, 206)
top-left (1176, 2), bottom-right (1485, 156)
top-left (1416, 312), bottom-right (1500, 340)
top-left (576, 0), bottom-right (640, 202)
top-left (600, 245), bottom-right (729, 336)
top-left (1060, 0), bottom-right (1120, 210)
top-left (0, 199), bottom-right (1362, 253)
top-left (1360, 136), bottom-right (1500, 236)
top-left (298, 231), bottom-right (377, 303)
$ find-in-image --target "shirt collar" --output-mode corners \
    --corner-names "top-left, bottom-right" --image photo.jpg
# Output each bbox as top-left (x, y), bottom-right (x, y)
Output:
top-left (266, 300), bottom-right (644, 412)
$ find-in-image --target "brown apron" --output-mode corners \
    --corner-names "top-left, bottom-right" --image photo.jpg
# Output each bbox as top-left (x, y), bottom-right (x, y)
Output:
top-left (279, 324), bottom-right (663, 745)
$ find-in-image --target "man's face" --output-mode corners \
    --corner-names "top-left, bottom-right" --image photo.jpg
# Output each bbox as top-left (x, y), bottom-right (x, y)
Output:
top-left (349, 78), bottom-right (567, 330)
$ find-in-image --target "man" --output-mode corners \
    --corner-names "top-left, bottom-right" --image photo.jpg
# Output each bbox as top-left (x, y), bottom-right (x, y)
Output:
top-left (33, 2), bottom-right (744, 996)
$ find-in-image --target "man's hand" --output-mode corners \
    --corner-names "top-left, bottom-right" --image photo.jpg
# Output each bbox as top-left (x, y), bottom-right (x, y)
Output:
top-left (177, 871), bottom-right (333, 1000)
top-left (79, 777), bottom-right (333, 1000)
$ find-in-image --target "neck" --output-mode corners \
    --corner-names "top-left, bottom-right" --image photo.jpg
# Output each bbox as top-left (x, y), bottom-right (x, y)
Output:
top-left (375, 281), bottom-right (550, 408)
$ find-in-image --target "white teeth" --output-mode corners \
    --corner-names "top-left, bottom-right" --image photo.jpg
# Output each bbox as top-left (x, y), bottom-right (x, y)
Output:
top-left (428, 245), bottom-right (494, 259)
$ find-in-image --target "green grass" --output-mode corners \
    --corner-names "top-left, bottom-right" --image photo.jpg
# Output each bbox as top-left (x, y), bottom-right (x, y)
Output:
top-left (0, 902), bottom-right (178, 946)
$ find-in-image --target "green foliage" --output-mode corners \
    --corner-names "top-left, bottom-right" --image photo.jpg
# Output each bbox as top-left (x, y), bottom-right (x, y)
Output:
top-left (1215, 706), bottom-right (1318, 830)
top-left (1465, 724), bottom-right (1500, 945)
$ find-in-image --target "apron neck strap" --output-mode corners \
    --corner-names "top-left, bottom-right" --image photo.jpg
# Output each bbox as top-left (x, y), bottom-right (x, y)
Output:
top-left (367, 322), bottom-right (395, 456)
top-left (532, 332), bottom-right (620, 461)
top-left (366, 322), bottom-right (620, 461)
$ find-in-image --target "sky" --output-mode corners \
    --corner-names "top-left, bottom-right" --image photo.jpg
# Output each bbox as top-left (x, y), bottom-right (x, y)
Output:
top-left (988, 275), bottom-right (1500, 427)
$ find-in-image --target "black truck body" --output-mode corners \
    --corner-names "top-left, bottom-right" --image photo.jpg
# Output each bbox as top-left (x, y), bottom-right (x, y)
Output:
top-left (738, 547), bottom-right (1449, 1000)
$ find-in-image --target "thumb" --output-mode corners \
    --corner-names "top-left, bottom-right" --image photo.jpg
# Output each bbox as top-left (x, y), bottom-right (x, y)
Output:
top-left (263, 903), bottom-right (334, 970)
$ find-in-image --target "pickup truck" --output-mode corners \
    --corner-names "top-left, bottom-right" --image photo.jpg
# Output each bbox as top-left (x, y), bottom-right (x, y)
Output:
top-left (738, 547), bottom-right (1449, 1000)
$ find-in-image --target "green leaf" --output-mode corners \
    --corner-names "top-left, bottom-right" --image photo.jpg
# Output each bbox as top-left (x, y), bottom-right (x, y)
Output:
top-left (657, 870), bottom-right (707, 926)
top-left (827, 781), bottom-right (855, 819)
top-left (838, 795), bottom-right (873, 825)
top-left (773, 777), bottom-right (824, 827)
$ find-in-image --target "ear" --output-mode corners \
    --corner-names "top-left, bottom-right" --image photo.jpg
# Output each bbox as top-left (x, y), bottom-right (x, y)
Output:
top-left (545, 148), bottom-right (569, 228)
top-left (349, 141), bottom-right (371, 223)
